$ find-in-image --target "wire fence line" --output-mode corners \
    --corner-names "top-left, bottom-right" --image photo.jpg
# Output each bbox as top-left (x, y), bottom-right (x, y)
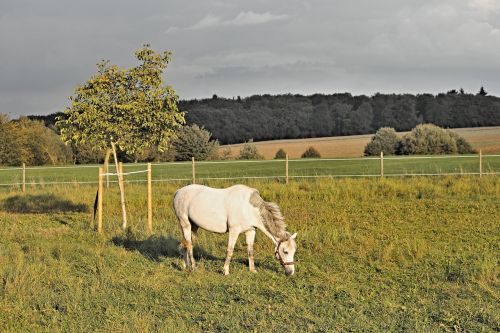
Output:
top-left (2, 154), bottom-right (499, 172)
top-left (1, 154), bottom-right (500, 170)
top-left (0, 153), bottom-right (499, 188)
top-left (101, 169), bottom-right (150, 177)
top-left (3, 172), bottom-right (500, 188)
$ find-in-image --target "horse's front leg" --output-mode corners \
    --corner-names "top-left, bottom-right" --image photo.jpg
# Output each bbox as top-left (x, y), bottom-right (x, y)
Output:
top-left (245, 229), bottom-right (256, 273)
top-left (224, 229), bottom-right (240, 275)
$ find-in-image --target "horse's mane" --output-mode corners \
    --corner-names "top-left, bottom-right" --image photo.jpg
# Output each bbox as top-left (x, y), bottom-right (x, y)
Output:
top-left (249, 191), bottom-right (287, 241)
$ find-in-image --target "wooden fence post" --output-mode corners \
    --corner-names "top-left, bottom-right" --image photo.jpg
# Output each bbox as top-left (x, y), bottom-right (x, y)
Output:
top-left (479, 149), bottom-right (483, 178)
top-left (147, 163), bottom-right (152, 234)
top-left (380, 151), bottom-right (384, 178)
top-left (22, 163), bottom-right (26, 192)
top-left (98, 167), bottom-right (103, 234)
top-left (192, 157), bottom-right (196, 184)
top-left (285, 154), bottom-right (289, 185)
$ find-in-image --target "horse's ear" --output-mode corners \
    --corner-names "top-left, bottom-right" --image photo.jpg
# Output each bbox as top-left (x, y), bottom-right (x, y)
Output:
top-left (291, 233), bottom-right (297, 239)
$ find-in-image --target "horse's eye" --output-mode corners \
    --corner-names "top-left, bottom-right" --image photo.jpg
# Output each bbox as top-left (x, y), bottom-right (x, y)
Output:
top-left (283, 250), bottom-right (288, 255)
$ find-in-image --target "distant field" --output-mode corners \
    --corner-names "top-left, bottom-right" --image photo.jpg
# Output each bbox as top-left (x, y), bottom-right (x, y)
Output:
top-left (0, 177), bottom-right (499, 331)
top-left (222, 126), bottom-right (500, 159)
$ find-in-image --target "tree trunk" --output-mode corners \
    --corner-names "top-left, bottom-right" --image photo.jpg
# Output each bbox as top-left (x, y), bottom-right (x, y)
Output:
top-left (111, 142), bottom-right (127, 231)
top-left (103, 149), bottom-right (111, 188)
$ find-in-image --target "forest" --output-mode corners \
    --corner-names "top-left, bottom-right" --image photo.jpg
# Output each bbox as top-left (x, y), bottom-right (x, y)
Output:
top-left (29, 90), bottom-right (500, 146)
top-left (0, 89), bottom-right (490, 166)
top-left (181, 90), bottom-right (500, 144)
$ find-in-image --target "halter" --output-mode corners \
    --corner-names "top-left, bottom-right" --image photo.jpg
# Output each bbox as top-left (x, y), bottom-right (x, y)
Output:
top-left (275, 239), bottom-right (295, 266)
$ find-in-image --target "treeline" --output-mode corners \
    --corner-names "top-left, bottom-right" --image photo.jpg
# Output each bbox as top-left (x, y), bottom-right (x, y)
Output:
top-left (30, 91), bottom-right (500, 146)
top-left (10, 89), bottom-right (499, 165)
top-left (182, 91), bottom-right (500, 144)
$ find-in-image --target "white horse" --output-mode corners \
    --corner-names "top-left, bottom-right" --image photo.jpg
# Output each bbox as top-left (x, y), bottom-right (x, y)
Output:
top-left (173, 184), bottom-right (297, 275)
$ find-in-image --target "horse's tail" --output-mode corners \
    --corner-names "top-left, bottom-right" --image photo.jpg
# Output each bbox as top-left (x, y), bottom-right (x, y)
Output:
top-left (249, 191), bottom-right (287, 239)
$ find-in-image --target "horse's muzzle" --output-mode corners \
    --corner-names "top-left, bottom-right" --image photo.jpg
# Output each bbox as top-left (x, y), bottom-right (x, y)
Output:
top-left (285, 265), bottom-right (295, 276)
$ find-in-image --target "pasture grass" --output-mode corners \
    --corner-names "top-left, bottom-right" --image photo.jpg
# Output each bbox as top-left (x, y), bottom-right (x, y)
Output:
top-left (0, 177), bottom-right (499, 332)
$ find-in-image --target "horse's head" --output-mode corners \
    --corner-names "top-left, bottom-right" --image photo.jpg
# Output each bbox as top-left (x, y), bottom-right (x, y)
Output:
top-left (275, 232), bottom-right (297, 276)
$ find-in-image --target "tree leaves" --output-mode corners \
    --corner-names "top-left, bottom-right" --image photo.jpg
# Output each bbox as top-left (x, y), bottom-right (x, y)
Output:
top-left (57, 45), bottom-right (185, 156)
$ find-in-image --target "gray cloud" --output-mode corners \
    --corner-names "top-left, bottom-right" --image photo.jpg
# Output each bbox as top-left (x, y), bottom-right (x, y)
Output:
top-left (165, 11), bottom-right (290, 34)
top-left (1, 0), bottom-right (500, 117)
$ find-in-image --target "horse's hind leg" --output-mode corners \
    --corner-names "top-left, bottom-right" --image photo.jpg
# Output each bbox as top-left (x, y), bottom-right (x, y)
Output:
top-left (224, 228), bottom-right (240, 275)
top-left (245, 229), bottom-right (256, 273)
top-left (178, 217), bottom-right (195, 269)
top-left (188, 224), bottom-right (198, 267)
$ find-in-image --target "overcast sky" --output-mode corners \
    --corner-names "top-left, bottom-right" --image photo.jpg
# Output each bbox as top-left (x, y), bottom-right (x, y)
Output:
top-left (1, 0), bottom-right (500, 117)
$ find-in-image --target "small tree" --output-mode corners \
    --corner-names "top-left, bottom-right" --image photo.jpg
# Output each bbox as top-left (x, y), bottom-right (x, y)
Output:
top-left (478, 86), bottom-right (487, 96)
top-left (238, 139), bottom-right (263, 160)
top-left (0, 115), bottom-right (23, 166)
top-left (364, 127), bottom-right (401, 156)
top-left (274, 148), bottom-right (287, 159)
top-left (57, 45), bottom-right (185, 229)
top-left (18, 117), bottom-right (73, 165)
top-left (301, 146), bottom-right (321, 158)
top-left (0, 116), bottom-right (72, 166)
top-left (173, 124), bottom-right (219, 161)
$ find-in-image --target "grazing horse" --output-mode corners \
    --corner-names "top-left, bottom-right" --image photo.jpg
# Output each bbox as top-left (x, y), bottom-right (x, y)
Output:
top-left (173, 184), bottom-right (297, 275)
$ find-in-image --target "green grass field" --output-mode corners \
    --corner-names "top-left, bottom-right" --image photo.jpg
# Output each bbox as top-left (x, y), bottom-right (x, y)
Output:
top-left (1, 155), bottom-right (499, 187)
top-left (0, 177), bottom-right (499, 331)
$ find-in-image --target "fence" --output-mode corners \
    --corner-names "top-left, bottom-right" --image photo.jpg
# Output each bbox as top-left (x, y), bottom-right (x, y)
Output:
top-left (1, 152), bottom-right (500, 189)
top-left (2, 153), bottom-right (499, 234)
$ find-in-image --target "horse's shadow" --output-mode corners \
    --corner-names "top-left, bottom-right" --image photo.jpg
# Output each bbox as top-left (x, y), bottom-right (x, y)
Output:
top-left (1, 194), bottom-right (88, 213)
top-left (111, 235), bottom-right (270, 271)
top-left (111, 235), bottom-right (219, 263)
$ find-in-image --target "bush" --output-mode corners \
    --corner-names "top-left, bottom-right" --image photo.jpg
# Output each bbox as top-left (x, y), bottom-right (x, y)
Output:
top-left (448, 131), bottom-right (476, 154)
top-left (238, 139), bottom-right (263, 160)
top-left (173, 125), bottom-right (219, 161)
top-left (301, 146), bottom-right (321, 158)
top-left (365, 124), bottom-right (476, 156)
top-left (274, 148), bottom-right (287, 159)
top-left (399, 124), bottom-right (458, 155)
top-left (219, 146), bottom-right (233, 160)
top-left (364, 127), bottom-right (401, 156)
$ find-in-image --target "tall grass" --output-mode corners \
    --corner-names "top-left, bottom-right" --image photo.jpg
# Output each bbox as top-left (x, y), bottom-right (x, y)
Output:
top-left (0, 177), bottom-right (499, 331)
